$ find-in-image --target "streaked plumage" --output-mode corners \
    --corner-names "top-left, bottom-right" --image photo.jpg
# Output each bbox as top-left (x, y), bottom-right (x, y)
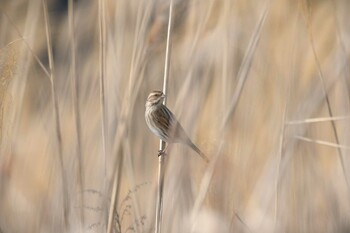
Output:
top-left (145, 90), bottom-right (209, 162)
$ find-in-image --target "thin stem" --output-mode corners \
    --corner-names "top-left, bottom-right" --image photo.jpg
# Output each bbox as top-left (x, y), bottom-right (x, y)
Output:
top-left (273, 9), bottom-right (299, 231)
top-left (155, 1), bottom-right (173, 233)
top-left (161, 0), bottom-right (173, 104)
top-left (273, 81), bottom-right (290, 232)
top-left (98, 0), bottom-right (108, 230)
top-left (302, 0), bottom-right (350, 193)
top-left (107, 2), bottom-right (154, 232)
top-left (68, 0), bottom-right (85, 230)
top-left (42, 0), bottom-right (70, 230)
top-left (294, 136), bottom-right (350, 150)
top-left (155, 154), bottom-right (166, 233)
top-left (287, 116), bottom-right (350, 124)
top-left (221, 1), bottom-right (269, 129)
top-left (191, 2), bottom-right (269, 231)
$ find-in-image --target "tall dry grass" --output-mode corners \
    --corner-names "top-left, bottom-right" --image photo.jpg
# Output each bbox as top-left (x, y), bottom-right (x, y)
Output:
top-left (0, 0), bottom-right (350, 232)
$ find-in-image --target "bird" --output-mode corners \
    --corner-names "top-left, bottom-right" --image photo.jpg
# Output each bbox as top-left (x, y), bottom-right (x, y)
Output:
top-left (145, 90), bottom-right (209, 162)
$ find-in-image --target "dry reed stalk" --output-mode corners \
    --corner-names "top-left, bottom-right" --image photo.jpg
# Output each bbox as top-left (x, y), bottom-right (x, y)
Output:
top-left (301, 0), bottom-right (350, 193)
top-left (107, 1), bottom-right (154, 231)
top-left (121, 5), bottom-right (157, 229)
top-left (171, 0), bottom-right (216, 114)
top-left (98, 0), bottom-right (108, 230)
top-left (155, 1), bottom-right (173, 233)
top-left (272, 11), bottom-right (299, 231)
top-left (330, 0), bottom-right (350, 99)
top-left (273, 78), bottom-right (291, 232)
top-left (257, 4), bottom-right (348, 228)
top-left (191, 2), bottom-right (269, 231)
top-left (253, 58), bottom-right (345, 231)
top-left (68, 0), bottom-right (85, 231)
top-left (42, 0), bottom-right (70, 230)
top-left (221, 1), bottom-right (269, 129)
top-left (243, 8), bottom-right (347, 228)
top-left (294, 136), bottom-right (350, 150)
top-left (287, 116), bottom-right (350, 124)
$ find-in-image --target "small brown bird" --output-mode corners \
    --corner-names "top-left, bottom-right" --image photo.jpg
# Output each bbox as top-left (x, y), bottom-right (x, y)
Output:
top-left (145, 90), bottom-right (209, 162)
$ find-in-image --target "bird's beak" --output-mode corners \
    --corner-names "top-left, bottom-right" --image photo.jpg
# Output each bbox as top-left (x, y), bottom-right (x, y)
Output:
top-left (161, 93), bottom-right (166, 99)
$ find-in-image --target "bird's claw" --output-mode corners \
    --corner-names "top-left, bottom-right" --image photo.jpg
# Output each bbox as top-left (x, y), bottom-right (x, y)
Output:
top-left (158, 149), bottom-right (166, 157)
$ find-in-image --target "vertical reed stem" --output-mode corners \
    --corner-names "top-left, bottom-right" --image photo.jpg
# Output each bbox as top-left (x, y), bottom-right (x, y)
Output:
top-left (42, 0), bottom-right (70, 230)
top-left (98, 0), bottom-right (108, 231)
top-left (68, 0), bottom-right (85, 230)
top-left (155, 1), bottom-right (173, 232)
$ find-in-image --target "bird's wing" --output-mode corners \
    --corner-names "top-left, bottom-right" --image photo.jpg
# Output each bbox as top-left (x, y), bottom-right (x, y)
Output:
top-left (154, 106), bottom-right (174, 140)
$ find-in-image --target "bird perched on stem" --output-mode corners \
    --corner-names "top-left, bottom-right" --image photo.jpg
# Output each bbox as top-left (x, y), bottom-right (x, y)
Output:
top-left (145, 90), bottom-right (209, 163)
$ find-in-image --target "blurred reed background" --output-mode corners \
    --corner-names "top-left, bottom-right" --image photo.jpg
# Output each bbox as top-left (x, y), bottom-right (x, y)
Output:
top-left (0, 0), bottom-right (350, 232)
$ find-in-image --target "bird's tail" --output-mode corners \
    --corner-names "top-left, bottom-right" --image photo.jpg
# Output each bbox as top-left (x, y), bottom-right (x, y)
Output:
top-left (187, 141), bottom-right (209, 163)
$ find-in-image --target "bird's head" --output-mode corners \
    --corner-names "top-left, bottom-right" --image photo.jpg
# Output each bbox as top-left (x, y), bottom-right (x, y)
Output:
top-left (146, 90), bottom-right (166, 107)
